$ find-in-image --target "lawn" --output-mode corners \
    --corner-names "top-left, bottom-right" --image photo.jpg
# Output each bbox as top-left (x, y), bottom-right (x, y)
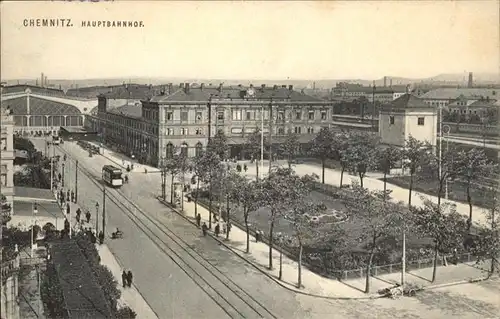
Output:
top-left (384, 176), bottom-right (497, 209)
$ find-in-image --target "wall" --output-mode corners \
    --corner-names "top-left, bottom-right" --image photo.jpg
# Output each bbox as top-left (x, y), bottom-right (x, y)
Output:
top-left (404, 109), bottom-right (438, 147)
top-left (1, 255), bottom-right (21, 319)
top-left (379, 110), bottom-right (406, 147)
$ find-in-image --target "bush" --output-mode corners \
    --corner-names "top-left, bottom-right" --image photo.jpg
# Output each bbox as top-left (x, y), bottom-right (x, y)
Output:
top-left (41, 262), bottom-right (67, 317)
top-left (94, 264), bottom-right (121, 312)
top-left (115, 306), bottom-right (137, 319)
top-left (75, 232), bottom-right (101, 266)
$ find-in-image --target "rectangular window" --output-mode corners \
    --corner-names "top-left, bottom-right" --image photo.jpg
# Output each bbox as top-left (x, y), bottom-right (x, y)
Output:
top-left (296, 111), bottom-right (302, 120)
top-left (1, 165), bottom-right (6, 173)
top-left (0, 174), bottom-right (6, 187)
top-left (321, 111), bottom-right (327, 120)
top-left (417, 117), bottom-right (425, 126)
top-left (180, 128), bottom-right (188, 135)
top-left (390, 116), bottom-right (395, 125)
top-left (166, 128), bottom-right (174, 135)
top-left (231, 128), bottom-right (243, 134)
top-left (195, 128), bottom-right (203, 135)
top-left (308, 111), bottom-right (315, 120)
top-left (1, 138), bottom-right (6, 150)
top-left (277, 111), bottom-right (285, 120)
top-left (232, 110), bottom-right (242, 121)
top-left (180, 111), bottom-right (188, 122)
top-left (278, 127), bottom-right (285, 135)
top-left (195, 111), bottom-right (203, 123)
top-left (246, 111), bottom-right (254, 120)
top-left (307, 127), bottom-right (314, 134)
top-left (294, 126), bottom-right (302, 134)
top-left (165, 111), bottom-right (173, 121)
top-left (217, 111), bottom-right (224, 120)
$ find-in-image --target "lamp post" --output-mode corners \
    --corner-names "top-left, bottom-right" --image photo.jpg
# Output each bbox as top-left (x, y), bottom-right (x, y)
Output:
top-left (276, 232), bottom-right (284, 280)
top-left (31, 202), bottom-right (38, 254)
top-left (95, 202), bottom-right (100, 234)
top-left (160, 157), bottom-right (166, 201)
top-left (443, 125), bottom-right (451, 200)
top-left (61, 162), bottom-right (65, 188)
top-left (260, 105), bottom-right (264, 180)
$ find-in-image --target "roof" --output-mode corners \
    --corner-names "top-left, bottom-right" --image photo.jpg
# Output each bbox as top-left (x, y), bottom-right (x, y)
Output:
top-left (467, 100), bottom-right (498, 108)
top-left (386, 93), bottom-right (432, 109)
top-left (421, 88), bottom-right (500, 100)
top-left (107, 103), bottom-right (142, 118)
top-left (4, 96), bottom-right (82, 115)
top-left (50, 240), bottom-right (113, 319)
top-left (13, 200), bottom-right (63, 219)
top-left (1, 85), bottom-right (64, 95)
top-left (149, 85), bottom-right (323, 103)
top-left (14, 186), bottom-right (55, 201)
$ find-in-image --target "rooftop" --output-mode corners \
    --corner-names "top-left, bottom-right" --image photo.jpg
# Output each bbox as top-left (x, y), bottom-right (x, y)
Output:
top-left (107, 103), bottom-right (143, 118)
top-left (50, 239), bottom-right (113, 319)
top-left (3, 96), bottom-right (81, 115)
top-left (13, 200), bottom-right (63, 219)
top-left (421, 88), bottom-right (500, 100)
top-left (385, 93), bottom-right (432, 109)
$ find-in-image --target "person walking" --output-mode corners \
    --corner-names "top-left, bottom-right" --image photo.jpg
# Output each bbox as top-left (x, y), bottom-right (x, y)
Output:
top-left (122, 271), bottom-right (127, 288)
top-left (243, 164), bottom-right (248, 172)
top-left (127, 270), bottom-right (133, 287)
top-left (214, 224), bottom-right (220, 237)
top-left (196, 213), bottom-right (201, 227)
top-left (98, 231), bottom-right (104, 245)
top-left (202, 222), bottom-right (208, 236)
top-left (66, 203), bottom-right (70, 215)
top-left (66, 190), bottom-right (70, 201)
top-left (71, 190), bottom-right (75, 203)
top-left (85, 210), bottom-right (91, 223)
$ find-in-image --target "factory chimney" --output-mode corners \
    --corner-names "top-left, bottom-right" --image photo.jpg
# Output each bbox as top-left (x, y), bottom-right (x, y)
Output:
top-left (468, 72), bottom-right (473, 88)
top-left (41, 72), bottom-right (44, 87)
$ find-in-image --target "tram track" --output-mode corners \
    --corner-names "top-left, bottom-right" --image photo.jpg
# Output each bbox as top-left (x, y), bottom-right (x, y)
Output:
top-left (55, 145), bottom-right (277, 319)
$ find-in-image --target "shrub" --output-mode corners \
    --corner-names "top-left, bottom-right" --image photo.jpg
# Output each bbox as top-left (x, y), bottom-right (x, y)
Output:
top-left (115, 306), bottom-right (137, 319)
top-left (41, 262), bottom-right (67, 318)
top-left (94, 264), bottom-right (121, 312)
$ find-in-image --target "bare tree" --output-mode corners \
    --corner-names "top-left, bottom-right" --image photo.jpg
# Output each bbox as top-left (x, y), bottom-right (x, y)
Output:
top-left (278, 132), bottom-right (301, 169)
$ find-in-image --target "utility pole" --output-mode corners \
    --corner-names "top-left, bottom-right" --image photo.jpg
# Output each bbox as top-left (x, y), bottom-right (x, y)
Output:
top-left (371, 83), bottom-right (376, 132)
top-left (75, 160), bottom-right (78, 203)
top-left (102, 187), bottom-right (106, 236)
top-left (268, 97), bottom-right (273, 174)
top-left (208, 94), bottom-right (213, 229)
top-left (260, 105), bottom-right (264, 179)
top-left (50, 156), bottom-right (54, 192)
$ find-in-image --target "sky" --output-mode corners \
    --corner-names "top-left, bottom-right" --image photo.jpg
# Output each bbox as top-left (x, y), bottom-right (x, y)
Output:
top-left (1, 1), bottom-right (499, 81)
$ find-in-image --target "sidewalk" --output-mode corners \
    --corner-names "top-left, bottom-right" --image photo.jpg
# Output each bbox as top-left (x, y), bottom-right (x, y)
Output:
top-left (96, 244), bottom-right (159, 319)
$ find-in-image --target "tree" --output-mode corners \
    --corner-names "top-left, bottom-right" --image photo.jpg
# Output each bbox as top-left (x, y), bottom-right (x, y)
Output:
top-left (260, 168), bottom-right (318, 270)
top-left (245, 129), bottom-right (268, 182)
top-left (336, 131), bottom-right (351, 188)
top-left (193, 148), bottom-right (220, 217)
top-left (231, 176), bottom-right (262, 252)
top-left (343, 131), bottom-right (379, 188)
top-left (343, 184), bottom-right (402, 293)
top-left (210, 130), bottom-right (230, 161)
top-left (410, 200), bottom-right (468, 282)
top-left (115, 306), bottom-right (137, 319)
top-left (278, 132), bottom-right (301, 169)
top-left (424, 143), bottom-right (460, 206)
top-left (164, 151), bottom-right (190, 205)
top-left (309, 127), bottom-right (336, 184)
top-left (377, 145), bottom-right (402, 196)
top-left (401, 135), bottom-right (432, 206)
top-left (454, 147), bottom-right (496, 230)
top-left (285, 199), bottom-right (326, 288)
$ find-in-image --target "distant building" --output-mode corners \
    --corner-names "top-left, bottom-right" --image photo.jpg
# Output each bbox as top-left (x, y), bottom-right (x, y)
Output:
top-left (421, 88), bottom-right (499, 108)
top-left (332, 82), bottom-right (408, 102)
top-left (85, 83), bottom-right (335, 167)
top-left (379, 93), bottom-right (437, 149)
top-left (1, 106), bottom-right (15, 216)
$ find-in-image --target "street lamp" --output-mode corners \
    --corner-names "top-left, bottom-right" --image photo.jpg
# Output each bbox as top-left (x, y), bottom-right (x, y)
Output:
top-left (31, 202), bottom-right (38, 253)
top-left (443, 125), bottom-right (451, 200)
top-left (61, 162), bottom-right (65, 188)
top-left (95, 202), bottom-right (100, 234)
top-left (276, 232), bottom-right (284, 280)
top-left (160, 156), bottom-right (167, 201)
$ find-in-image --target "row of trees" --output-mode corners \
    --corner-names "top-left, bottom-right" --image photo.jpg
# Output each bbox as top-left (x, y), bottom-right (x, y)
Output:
top-left (160, 128), bottom-right (499, 292)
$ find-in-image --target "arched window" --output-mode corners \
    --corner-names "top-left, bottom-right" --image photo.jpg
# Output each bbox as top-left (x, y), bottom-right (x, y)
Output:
top-left (166, 143), bottom-right (174, 159)
top-left (181, 142), bottom-right (188, 157)
top-left (195, 142), bottom-right (203, 157)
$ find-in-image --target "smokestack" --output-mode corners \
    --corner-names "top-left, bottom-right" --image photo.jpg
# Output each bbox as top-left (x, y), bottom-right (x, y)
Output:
top-left (184, 83), bottom-right (190, 94)
top-left (180, 83), bottom-right (185, 88)
top-left (200, 83), bottom-right (205, 91)
top-left (273, 85), bottom-right (278, 90)
top-left (384, 76), bottom-right (387, 87)
top-left (218, 83), bottom-right (223, 92)
top-left (390, 79), bottom-right (393, 87)
top-left (45, 76), bottom-right (48, 87)
top-left (468, 72), bottom-right (473, 88)
top-left (35, 79), bottom-right (38, 86)
top-left (41, 72), bottom-right (44, 87)
top-left (288, 85), bottom-right (293, 91)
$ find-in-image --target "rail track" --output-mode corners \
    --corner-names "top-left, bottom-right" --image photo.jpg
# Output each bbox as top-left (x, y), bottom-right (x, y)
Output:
top-left (55, 145), bottom-right (277, 319)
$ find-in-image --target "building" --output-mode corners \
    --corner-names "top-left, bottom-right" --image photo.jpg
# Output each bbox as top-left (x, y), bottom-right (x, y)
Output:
top-left (331, 82), bottom-right (408, 102)
top-left (1, 106), bottom-right (15, 216)
top-left (421, 88), bottom-right (499, 108)
top-left (378, 93), bottom-right (437, 148)
top-left (85, 83), bottom-right (335, 167)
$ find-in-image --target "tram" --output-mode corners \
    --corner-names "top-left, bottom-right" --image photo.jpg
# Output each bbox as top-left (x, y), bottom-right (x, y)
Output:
top-left (102, 165), bottom-right (123, 187)
top-left (52, 135), bottom-right (61, 145)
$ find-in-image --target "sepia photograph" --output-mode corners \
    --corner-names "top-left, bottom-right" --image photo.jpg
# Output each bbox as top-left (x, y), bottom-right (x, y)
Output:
top-left (1, 1), bottom-right (499, 318)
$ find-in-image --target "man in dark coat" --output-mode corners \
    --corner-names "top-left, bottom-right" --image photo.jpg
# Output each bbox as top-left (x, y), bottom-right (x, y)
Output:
top-left (66, 190), bottom-right (70, 201)
top-left (196, 213), bottom-right (201, 227)
top-left (85, 210), bottom-right (91, 223)
top-left (122, 271), bottom-right (127, 288)
top-left (202, 222), bottom-right (208, 236)
top-left (214, 224), bottom-right (220, 237)
top-left (66, 203), bottom-right (70, 215)
top-left (71, 190), bottom-right (75, 203)
top-left (127, 270), bottom-right (133, 287)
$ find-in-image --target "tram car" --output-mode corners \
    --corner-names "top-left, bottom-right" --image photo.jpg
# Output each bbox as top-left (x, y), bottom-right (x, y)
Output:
top-left (102, 165), bottom-right (123, 187)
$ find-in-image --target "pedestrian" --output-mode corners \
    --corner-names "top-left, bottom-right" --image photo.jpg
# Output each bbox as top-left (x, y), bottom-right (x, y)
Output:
top-left (243, 164), bottom-right (248, 172)
top-left (122, 271), bottom-right (127, 288)
top-left (127, 270), bottom-right (133, 287)
top-left (58, 173), bottom-right (62, 181)
top-left (255, 229), bottom-right (261, 243)
top-left (202, 222), bottom-right (208, 236)
top-left (76, 208), bottom-right (81, 218)
top-left (236, 164), bottom-right (241, 172)
top-left (85, 211), bottom-right (91, 223)
top-left (222, 222), bottom-right (227, 234)
top-left (71, 190), bottom-right (75, 203)
top-left (214, 224), bottom-right (220, 237)
top-left (227, 222), bottom-right (232, 235)
top-left (76, 213), bottom-right (80, 223)
top-left (66, 203), bottom-right (70, 215)
top-left (196, 213), bottom-right (201, 227)
top-left (98, 231), bottom-right (104, 244)
top-left (66, 190), bottom-right (70, 200)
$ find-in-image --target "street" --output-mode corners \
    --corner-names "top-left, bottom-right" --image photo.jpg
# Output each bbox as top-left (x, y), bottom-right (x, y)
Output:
top-left (30, 138), bottom-right (500, 319)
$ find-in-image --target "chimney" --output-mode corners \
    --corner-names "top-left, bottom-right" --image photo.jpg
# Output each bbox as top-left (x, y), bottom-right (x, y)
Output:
top-left (41, 72), bottom-right (44, 87)
top-left (261, 84), bottom-right (266, 89)
top-left (168, 83), bottom-right (173, 94)
top-left (218, 83), bottom-right (223, 92)
top-left (180, 83), bottom-right (185, 88)
top-left (200, 83), bottom-right (205, 91)
top-left (383, 76), bottom-right (387, 87)
top-left (390, 79), bottom-right (393, 87)
top-left (281, 85), bottom-right (287, 88)
top-left (35, 79), bottom-right (38, 86)
top-left (468, 72), bottom-right (474, 88)
top-left (288, 85), bottom-right (293, 91)
top-left (184, 83), bottom-right (190, 94)
top-left (45, 76), bottom-right (48, 87)
top-left (59, 84), bottom-right (62, 90)
top-left (273, 85), bottom-right (278, 90)
top-left (406, 85), bottom-right (411, 94)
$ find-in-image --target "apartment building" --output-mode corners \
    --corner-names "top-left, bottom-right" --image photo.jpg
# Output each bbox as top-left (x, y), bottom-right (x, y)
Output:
top-left (85, 83), bottom-right (335, 167)
top-left (332, 82), bottom-right (408, 102)
top-left (1, 106), bottom-right (15, 217)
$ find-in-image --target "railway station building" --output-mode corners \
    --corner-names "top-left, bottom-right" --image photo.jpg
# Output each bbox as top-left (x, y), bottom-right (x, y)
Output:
top-left (85, 83), bottom-right (337, 167)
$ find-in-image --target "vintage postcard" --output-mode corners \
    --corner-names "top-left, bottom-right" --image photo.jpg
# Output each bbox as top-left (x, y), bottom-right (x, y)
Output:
top-left (1, 1), bottom-right (499, 319)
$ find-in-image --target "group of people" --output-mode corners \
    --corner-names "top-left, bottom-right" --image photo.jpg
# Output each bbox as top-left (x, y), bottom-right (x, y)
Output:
top-left (196, 212), bottom-right (232, 238)
top-left (121, 270), bottom-right (134, 288)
